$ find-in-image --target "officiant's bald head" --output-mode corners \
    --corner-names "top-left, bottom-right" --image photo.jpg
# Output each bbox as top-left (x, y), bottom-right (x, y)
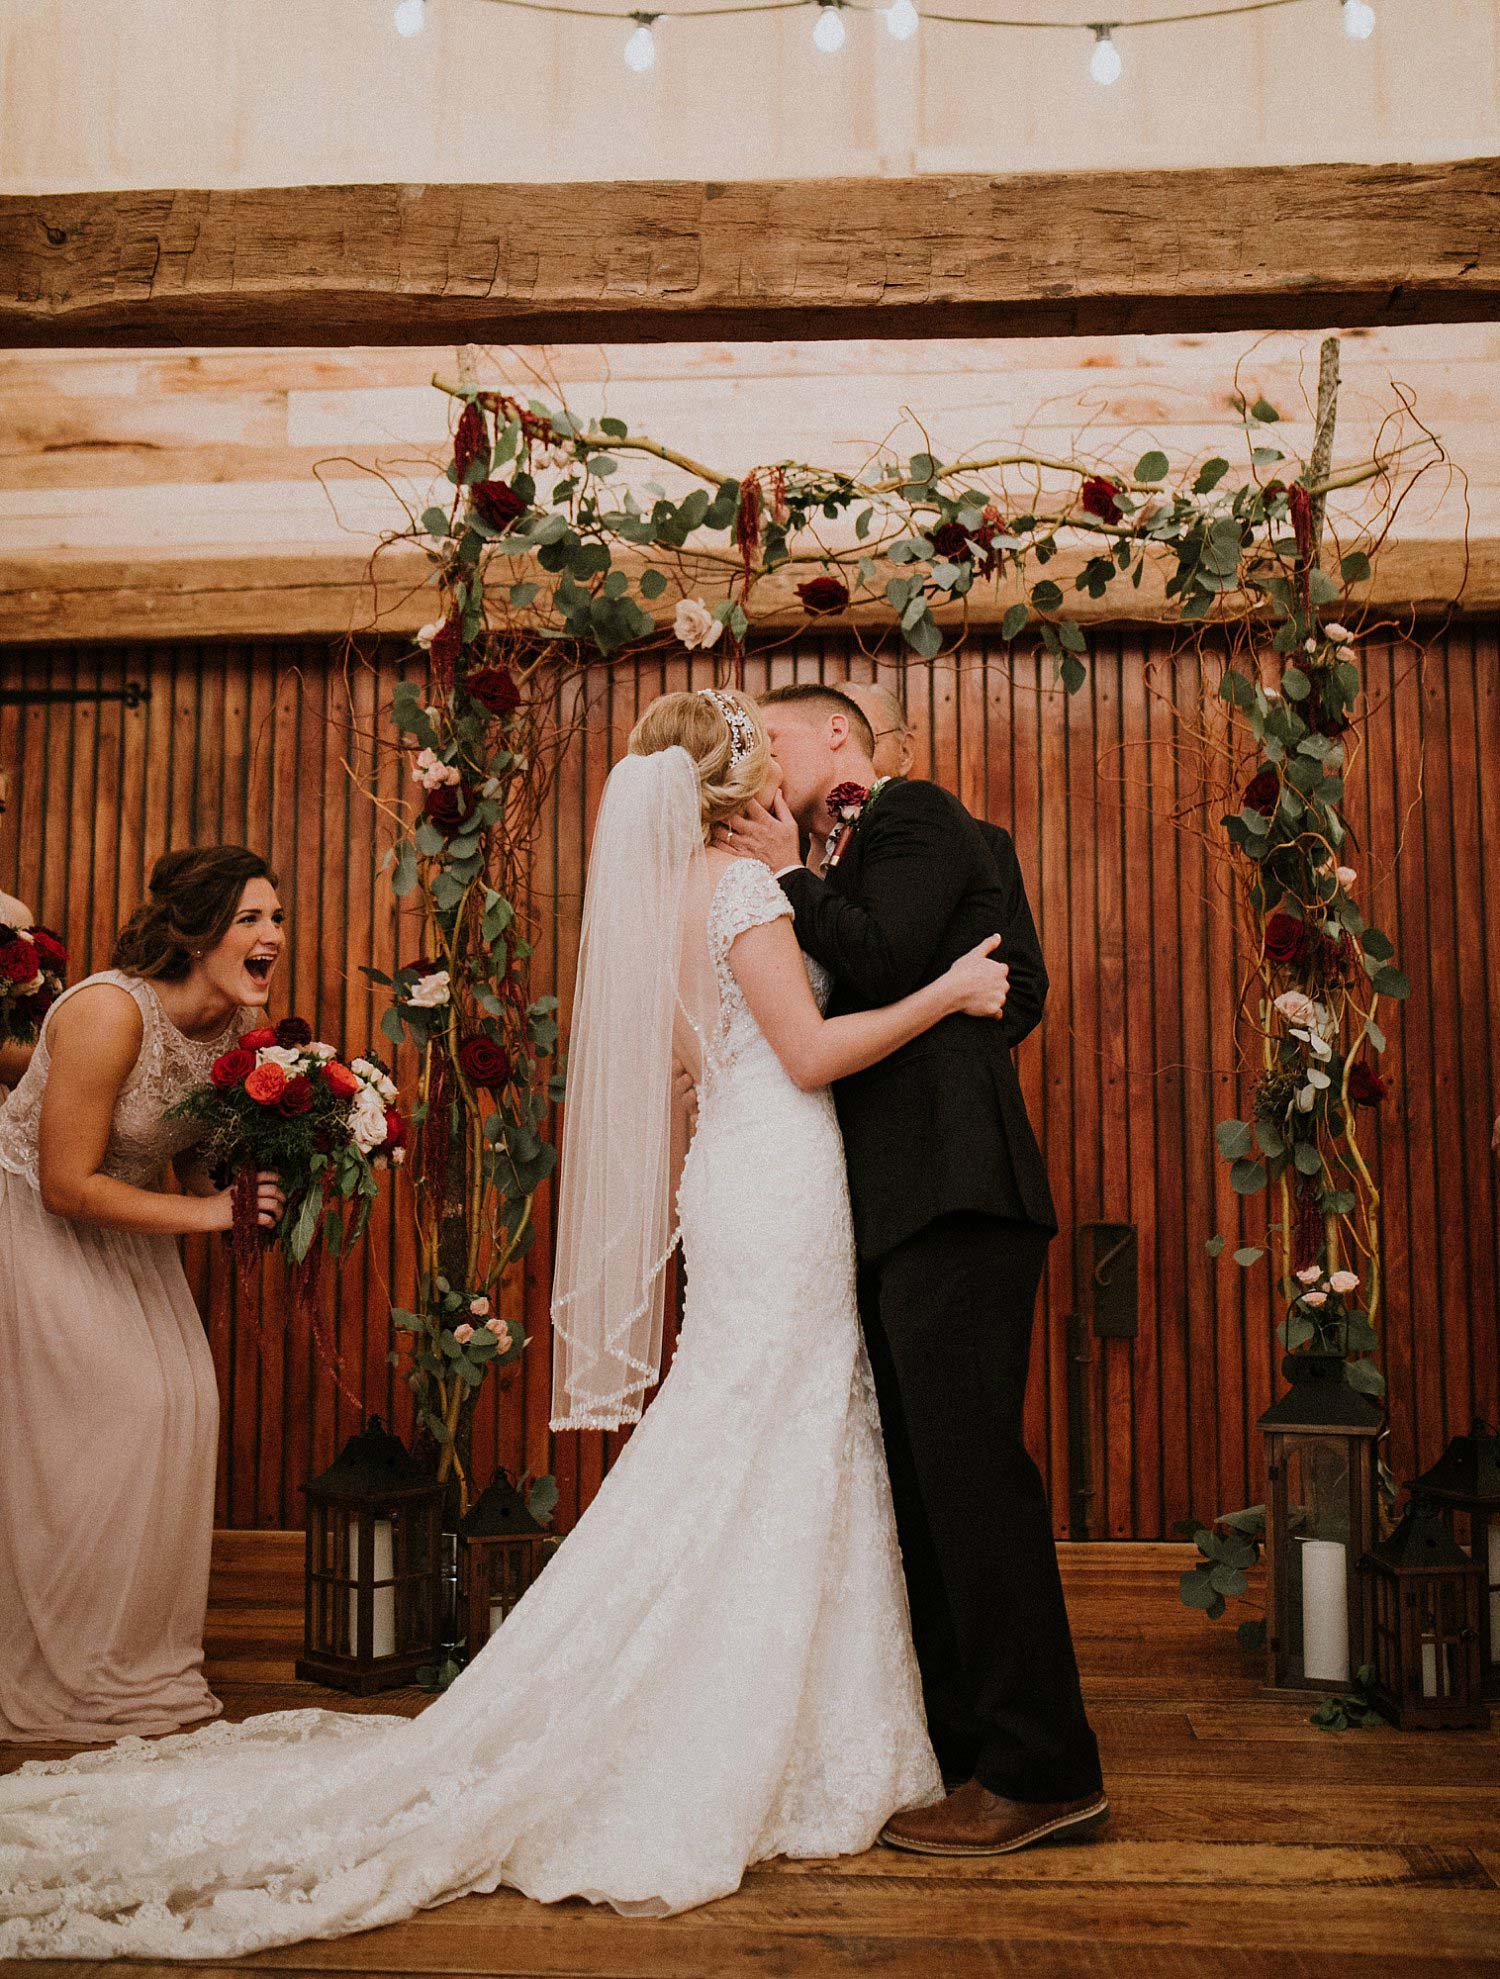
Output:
top-left (839, 682), bottom-right (917, 780)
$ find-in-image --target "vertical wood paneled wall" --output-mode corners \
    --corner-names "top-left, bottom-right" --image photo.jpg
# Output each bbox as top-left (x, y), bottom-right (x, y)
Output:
top-left (2, 627), bottom-right (1496, 1536)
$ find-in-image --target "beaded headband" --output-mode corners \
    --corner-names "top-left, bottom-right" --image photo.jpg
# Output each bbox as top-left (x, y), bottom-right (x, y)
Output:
top-left (697, 687), bottom-right (758, 768)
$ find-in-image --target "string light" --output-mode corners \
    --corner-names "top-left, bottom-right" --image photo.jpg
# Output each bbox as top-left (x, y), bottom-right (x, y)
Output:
top-left (813, 0), bottom-right (846, 49)
top-left (884, 0), bottom-right (920, 36)
top-left (1341, 0), bottom-right (1375, 36)
top-left (1088, 22), bottom-right (1121, 80)
top-left (393, 0), bottom-right (426, 32)
top-left (624, 10), bottom-right (660, 63)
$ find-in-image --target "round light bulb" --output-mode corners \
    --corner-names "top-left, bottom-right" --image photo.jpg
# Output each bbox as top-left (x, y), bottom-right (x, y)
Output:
top-left (393, 0), bottom-right (425, 35)
top-left (1341, 0), bottom-right (1375, 37)
top-left (884, 0), bottom-right (919, 39)
top-left (1089, 28), bottom-right (1121, 84)
top-left (813, 5), bottom-right (846, 53)
top-left (624, 20), bottom-right (657, 69)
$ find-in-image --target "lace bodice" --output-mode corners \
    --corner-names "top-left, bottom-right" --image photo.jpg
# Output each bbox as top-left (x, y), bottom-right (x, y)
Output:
top-left (0, 971), bottom-right (251, 1192)
top-left (704, 859), bottom-right (830, 1081)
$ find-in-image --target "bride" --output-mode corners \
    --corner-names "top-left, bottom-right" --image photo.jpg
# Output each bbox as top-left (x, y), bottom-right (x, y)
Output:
top-left (0, 687), bottom-right (1013, 1958)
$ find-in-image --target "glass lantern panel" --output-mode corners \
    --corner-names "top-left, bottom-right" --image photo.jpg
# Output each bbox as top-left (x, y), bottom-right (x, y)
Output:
top-left (1281, 1437), bottom-right (1354, 1685)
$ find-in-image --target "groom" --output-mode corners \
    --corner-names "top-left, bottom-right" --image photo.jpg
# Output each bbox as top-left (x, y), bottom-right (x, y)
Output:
top-left (718, 683), bottom-right (1105, 1855)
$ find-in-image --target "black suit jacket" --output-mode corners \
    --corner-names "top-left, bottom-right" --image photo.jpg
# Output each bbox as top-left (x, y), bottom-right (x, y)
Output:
top-left (780, 779), bottom-right (1057, 1260)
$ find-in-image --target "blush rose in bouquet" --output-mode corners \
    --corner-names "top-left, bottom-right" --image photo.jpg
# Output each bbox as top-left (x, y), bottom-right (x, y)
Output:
top-left (0, 922), bottom-right (67, 1045)
top-left (168, 1015), bottom-right (405, 1301)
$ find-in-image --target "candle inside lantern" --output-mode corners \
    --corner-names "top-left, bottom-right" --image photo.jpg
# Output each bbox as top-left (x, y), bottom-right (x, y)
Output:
top-left (348, 1517), bottom-right (396, 1657)
top-left (488, 1597), bottom-right (507, 1638)
top-left (1300, 1537), bottom-right (1350, 1682)
top-left (1421, 1638), bottom-right (1440, 1698)
top-left (1488, 1525), bottom-right (1500, 1659)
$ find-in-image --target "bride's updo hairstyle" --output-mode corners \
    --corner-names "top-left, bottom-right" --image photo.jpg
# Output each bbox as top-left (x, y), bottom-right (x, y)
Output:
top-left (627, 688), bottom-right (771, 840)
top-left (112, 845), bottom-right (277, 983)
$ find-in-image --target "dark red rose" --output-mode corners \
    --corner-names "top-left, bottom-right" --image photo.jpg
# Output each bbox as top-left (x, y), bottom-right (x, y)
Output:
top-left (27, 926), bottom-right (66, 970)
top-left (930, 521), bottom-right (973, 562)
top-left (278, 1074), bottom-right (314, 1117)
top-left (240, 1025), bottom-right (277, 1050)
top-left (0, 937), bottom-right (38, 983)
top-left (383, 1107), bottom-right (407, 1150)
top-left (1305, 695), bottom-right (1352, 740)
top-left (453, 399), bottom-right (487, 483)
top-left (402, 955), bottom-right (437, 979)
top-left (471, 480), bottom-right (529, 533)
top-left (458, 1034), bottom-right (511, 1091)
top-left (827, 781), bottom-right (871, 817)
top-left (796, 576), bottom-right (850, 615)
top-left (1348, 1059), bottom-right (1390, 1107)
top-left (275, 1015), bottom-right (313, 1048)
top-left (423, 780), bottom-right (476, 835)
top-left (465, 664), bottom-right (521, 718)
top-left (210, 1046), bottom-right (256, 1090)
top-left (1081, 476), bottom-right (1123, 525)
top-left (1263, 911), bottom-right (1310, 966)
top-left (1243, 767), bottom-right (1281, 817)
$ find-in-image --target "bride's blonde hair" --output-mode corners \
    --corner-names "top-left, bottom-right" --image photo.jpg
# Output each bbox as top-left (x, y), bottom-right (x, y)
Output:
top-left (628, 688), bottom-right (770, 839)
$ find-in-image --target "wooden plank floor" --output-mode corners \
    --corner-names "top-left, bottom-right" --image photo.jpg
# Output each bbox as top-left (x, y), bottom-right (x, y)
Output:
top-left (5, 1535), bottom-right (1498, 1979)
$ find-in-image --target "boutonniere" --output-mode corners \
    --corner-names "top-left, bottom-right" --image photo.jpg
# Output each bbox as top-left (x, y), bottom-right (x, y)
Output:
top-left (824, 776), bottom-right (892, 870)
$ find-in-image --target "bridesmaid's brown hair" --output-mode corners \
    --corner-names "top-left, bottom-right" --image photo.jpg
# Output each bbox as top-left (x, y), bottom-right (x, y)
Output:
top-left (112, 846), bottom-right (277, 982)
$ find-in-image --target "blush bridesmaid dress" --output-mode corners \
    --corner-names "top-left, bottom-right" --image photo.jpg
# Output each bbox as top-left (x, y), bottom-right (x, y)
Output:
top-left (0, 971), bottom-right (251, 1743)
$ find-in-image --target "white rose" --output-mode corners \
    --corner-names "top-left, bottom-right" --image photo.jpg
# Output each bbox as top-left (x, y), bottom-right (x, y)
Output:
top-left (1295, 1264), bottom-right (1322, 1285)
top-left (673, 599), bottom-right (724, 652)
top-left (256, 1044), bottom-right (305, 1073)
top-left (349, 1086), bottom-right (389, 1154)
top-left (1324, 622), bottom-right (1354, 645)
top-left (409, 969), bottom-right (451, 1009)
top-left (1302, 1289), bottom-right (1328, 1307)
top-left (304, 1041), bottom-right (337, 1060)
top-left (1275, 989), bottom-right (1320, 1031)
top-left (416, 622), bottom-right (441, 650)
top-left (1336, 866), bottom-right (1357, 887)
top-left (1329, 1269), bottom-right (1360, 1295)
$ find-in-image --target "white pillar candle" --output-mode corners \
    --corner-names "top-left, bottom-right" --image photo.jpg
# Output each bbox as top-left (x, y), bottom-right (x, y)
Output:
top-left (1300, 1537), bottom-right (1350, 1683)
top-left (1421, 1639), bottom-right (1440, 1698)
top-left (1488, 1524), bottom-right (1500, 1661)
top-left (488, 1597), bottom-right (507, 1638)
top-left (348, 1518), bottom-right (396, 1658)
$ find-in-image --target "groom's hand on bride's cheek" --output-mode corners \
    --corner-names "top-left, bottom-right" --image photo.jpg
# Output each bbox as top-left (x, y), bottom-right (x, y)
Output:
top-left (712, 793), bottom-right (800, 871)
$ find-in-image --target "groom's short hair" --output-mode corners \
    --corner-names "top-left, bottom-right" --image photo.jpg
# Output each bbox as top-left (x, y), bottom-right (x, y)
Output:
top-left (760, 683), bottom-right (875, 756)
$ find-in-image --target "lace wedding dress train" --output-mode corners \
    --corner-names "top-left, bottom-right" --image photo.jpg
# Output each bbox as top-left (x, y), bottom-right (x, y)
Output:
top-left (0, 859), bottom-right (941, 1959)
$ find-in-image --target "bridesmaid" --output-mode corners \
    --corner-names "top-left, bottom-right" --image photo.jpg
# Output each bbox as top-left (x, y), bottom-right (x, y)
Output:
top-left (0, 846), bottom-right (285, 1744)
top-left (0, 885), bottom-right (38, 1095)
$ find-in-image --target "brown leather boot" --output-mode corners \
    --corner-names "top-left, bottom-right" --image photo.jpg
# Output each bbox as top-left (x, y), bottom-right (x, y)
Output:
top-left (880, 1779), bottom-right (1110, 1857)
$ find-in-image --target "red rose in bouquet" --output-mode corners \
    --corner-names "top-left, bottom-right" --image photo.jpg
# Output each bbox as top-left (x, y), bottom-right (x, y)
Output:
top-left (241, 1024), bottom-right (277, 1050)
top-left (471, 480), bottom-right (529, 533)
top-left (275, 1015), bottom-right (313, 1047)
top-left (278, 1074), bottom-right (314, 1117)
top-left (383, 1107), bottom-right (406, 1152)
top-left (210, 1046), bottom-right (255, 1090)
top-left (0, 937), bottom-right (39, 984)
top-left (797, 575), bottom-right (850, 615)
top-left (28, 927), bottom-right (66, 970)
top-left (1081, 477), bottom-right (1123, 525)
top-left (465, 664), bottom-right (521, 718)
top-left (324, 1061), bottom-right (361, 1100)
top-left (458, 1034), bottom-right (510, 1091)
top-left (245, 1062), bottom-right (287, 1106)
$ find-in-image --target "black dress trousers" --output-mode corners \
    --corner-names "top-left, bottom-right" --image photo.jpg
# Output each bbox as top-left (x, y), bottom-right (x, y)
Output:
top-left (858, 1210), bottom-right (1103, 1804)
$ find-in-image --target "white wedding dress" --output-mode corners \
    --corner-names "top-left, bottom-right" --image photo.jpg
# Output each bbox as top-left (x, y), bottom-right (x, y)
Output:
top-left (0, 857), bottom-right (940, 1960)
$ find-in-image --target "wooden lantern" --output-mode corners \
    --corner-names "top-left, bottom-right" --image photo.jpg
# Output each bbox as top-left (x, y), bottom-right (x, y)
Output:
top-left (296, 1417), bottom-right (443, 1694)
top-left (459, 1471), bottom-right (557, 1658)
top-left (1411, 1418), bottom-right (1500, 1700)
top-left (1259, 1354), bottom-right (1382, 1694)
top-left (1361, 1499), bottom-right (1490, 1730)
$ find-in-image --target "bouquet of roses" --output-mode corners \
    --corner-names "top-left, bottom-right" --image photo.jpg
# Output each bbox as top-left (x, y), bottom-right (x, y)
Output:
top-left (0, 922), bottom-right (67, 1045)
top-left (169, 1015), bottom-right (406, 1303)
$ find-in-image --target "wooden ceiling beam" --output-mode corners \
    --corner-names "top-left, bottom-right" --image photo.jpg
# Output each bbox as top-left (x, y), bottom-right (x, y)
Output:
top-left (1, 160), bottom-right (1497, 349)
